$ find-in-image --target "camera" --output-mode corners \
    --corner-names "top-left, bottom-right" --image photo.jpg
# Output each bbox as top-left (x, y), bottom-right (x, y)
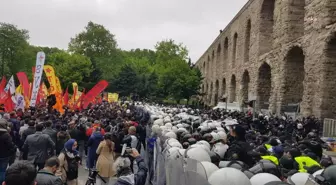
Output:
top-left (121, 144), bottom-right (133, 157)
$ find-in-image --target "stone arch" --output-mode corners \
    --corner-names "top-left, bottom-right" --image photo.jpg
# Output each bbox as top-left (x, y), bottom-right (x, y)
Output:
top-left (222, 78), bottom-right (226, 97)
top-left (224, 37), bottom-right (229, 71)
top-left (244, 19), bottom-right (251, 63)
top-left (232, 33), bottom-right (238, 68)
top-left (282, 46), bottom-right (305, 106)
top-left (217, 44), bottom-right (221, 68)
top-left (257, 62), bottom-right (272, 109)
top-left (209, 82), bottom-right (213, 104)
top-left (287, 0), bottom-right (305, 41)
top-left (207, 55), bottom-right (211, 77)
top-left (229, 75), bottom-right (237, 103)
top-left (241, 70), bottom-right (250, 102)
top-left (321, 35), bottom-right (336, 118)
top-left (203, 61), bottom-right (206, 75)
top-left (326, 0), bottom-right (336, 25)
top-left (215, 80), bottom-right (219, 105)
top-left (259, 0), bottom-right (275, 55)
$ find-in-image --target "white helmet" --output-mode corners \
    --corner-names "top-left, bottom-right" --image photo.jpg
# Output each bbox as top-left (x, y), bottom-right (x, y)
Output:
top-left (211, 143), bottom-right (229, 159)
top-left (154, 119), bottom-right (164, 126)
top-left (210, 132), bottom-right (220, 142)
top-left (287, 173), bottom-right (310, 185)
top-left (164, 116), bottom-right (171, 123)
top-left (200, 161), bottom-right (219, 180)
top-left (165, 131), bottom-right (177, 139)
top-left (198, 126), bottom-right (208, 132)
top-left (171, 126), bottom-right (178, 133)
top-left (250, 173), bottom-right (281, 185)
top-left (217, 131), bottom-right (227, 141)
top-left (297, 123), bottom-right (303, 130)
top-left (177, 128), bottom-right (188, 133)
top-left (208, 167), bottom-right (251, 185)
top-left (216, 127), bottom-right (225, 132)
top-left (313, 169), bottom-right (324, 177)
top-left (176, 124), bottom-right (184, 128)
top-left (165, 123), bottom-right (173, 129)
top-left (185, 147), bottom-right (211, 162)
top-left (196, 140), bottom-right (211, 151)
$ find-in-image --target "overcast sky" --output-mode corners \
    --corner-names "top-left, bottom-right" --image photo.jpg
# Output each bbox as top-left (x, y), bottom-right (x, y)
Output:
top-left (0, 0), bottom-right (247, 62)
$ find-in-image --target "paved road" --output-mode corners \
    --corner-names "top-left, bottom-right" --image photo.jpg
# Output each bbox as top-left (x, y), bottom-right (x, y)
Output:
top-left (78, 161), bottom-right (117, 185)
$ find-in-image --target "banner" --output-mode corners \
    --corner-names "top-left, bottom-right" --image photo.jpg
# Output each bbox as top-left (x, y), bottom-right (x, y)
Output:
top-left (16, 85), bottom-right (22, 94)
top-left (15, 94), bottom-right (25, 110)
top-left (4, 76), bottom-right (15, 95)
top-left (82, 80), bottom-right (108, 108)
top-left (63, 87), bottom-right (69, 106)
top-left (55, 76), bottom-right (62, 94)
top-left (16, 72), bottom-right (30, 98)
top-left (4, 91), bottom-right (14, 112)
top-left (108, 93), bottom-right (119, 102)
top-left (72, 82), bottom-right (78, 102)
top-left (43, 65), bottom-right (57, 94)
top-left (42, 83), bottom-right (48, 98)
top-left (30, 52), bottom-right (46, 107)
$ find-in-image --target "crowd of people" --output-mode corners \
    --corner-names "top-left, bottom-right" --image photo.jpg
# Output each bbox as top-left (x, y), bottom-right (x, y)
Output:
top-left (0, 101), bottom-right (335, 185)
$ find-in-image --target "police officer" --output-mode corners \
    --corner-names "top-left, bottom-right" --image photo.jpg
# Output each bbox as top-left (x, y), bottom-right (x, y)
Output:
top-left (224, 125), bottom-right (254, 167)
top-left (286, 148), bottom-right (321, 173)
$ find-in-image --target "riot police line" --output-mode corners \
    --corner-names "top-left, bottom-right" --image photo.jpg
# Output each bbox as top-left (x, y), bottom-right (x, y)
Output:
top-left (139, 104), bottom-right (336, 185)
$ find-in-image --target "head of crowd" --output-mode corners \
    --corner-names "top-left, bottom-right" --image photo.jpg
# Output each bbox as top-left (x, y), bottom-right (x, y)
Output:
top-left (0, 100), bottom-right (336, 185)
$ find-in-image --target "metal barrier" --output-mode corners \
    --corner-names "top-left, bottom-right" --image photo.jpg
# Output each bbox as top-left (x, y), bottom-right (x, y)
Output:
top-left (323, 118), bottom-right (336, 138)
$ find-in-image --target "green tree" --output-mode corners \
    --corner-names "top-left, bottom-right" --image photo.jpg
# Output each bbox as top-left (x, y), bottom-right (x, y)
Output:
top-left (0, 22), bottom-right (30, 77)
top-left (68, 21), bottom-right (118, 81)
top-left (48, 51), bottom-right (92, 88)
top-left (111, 64), bottom-right (138, 96)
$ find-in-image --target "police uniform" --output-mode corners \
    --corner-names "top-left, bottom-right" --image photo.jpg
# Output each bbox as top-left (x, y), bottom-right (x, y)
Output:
top-left (261, 155), bottom-right (279, 165)
top-left (294, 156), bottom-right (321, 173)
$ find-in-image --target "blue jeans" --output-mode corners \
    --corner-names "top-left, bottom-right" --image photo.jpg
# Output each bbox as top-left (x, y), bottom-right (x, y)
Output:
top-left (0, 157), bottom-right (9, 184)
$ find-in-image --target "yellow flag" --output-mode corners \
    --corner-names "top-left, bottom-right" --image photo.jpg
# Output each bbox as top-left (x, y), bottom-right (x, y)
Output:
top-left (43, 65), bottom-right (57, 94)
top-left (16, 84), bottom-right (22, 94)
top-left (108, 93), bottom-right (119, 102)
top-left (55, 77), bottom-right (63, 94)
top-left (42, 83), bottom-right (49, 98)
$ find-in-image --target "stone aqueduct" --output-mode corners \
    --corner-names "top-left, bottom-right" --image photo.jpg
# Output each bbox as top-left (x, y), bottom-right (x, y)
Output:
top-left (195, 0), bottom-right (336, 119)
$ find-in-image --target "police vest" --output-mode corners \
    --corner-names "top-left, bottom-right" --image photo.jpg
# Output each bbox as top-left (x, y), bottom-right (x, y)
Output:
top-left (261, 155), bottom-right (279, 165)
top-left (265, 144), bottom-right (272, 150)
top-left (294, 156), bottom-right (321, 173)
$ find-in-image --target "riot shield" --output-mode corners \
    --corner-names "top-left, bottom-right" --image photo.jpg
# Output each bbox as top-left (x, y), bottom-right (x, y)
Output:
top-left (184, 158), bottom-right (210, 185)
top-left (166, 153), bottom-right (186, 185)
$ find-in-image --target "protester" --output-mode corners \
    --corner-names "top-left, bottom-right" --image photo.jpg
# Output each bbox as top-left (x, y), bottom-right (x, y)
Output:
top-left (128, 126), bottom-right (139, 151)
top-left (23, 123), bottom-right (55, 170)
top-left (35, 157), bottom-right (63, 185)
top-left (3, 161), bottom-right (37, 185)
top-left (42, 120), bottom-right (57, 145)
top-left (55, 124), bottom-right (70, 155)
top-left (22, 120), bottom-right (36, 142)
top-left (87, 127), bottom-right (103, 169)
top-left (96, 133), bottom-right (115, 185)
top-left (57, 139), bottom-right (80, 185)
top-left (114, 148), bottom-right (147, 185)
top-left (0, 119), bottom-right (16, 184)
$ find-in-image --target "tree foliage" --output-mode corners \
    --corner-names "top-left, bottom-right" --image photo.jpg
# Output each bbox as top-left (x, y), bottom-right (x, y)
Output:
top-left (1, 22), bottom-right (202, 103)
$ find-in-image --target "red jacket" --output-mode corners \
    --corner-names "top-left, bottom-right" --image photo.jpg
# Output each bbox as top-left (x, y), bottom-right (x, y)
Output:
top-left (86, 123), bottom-right (105, 136)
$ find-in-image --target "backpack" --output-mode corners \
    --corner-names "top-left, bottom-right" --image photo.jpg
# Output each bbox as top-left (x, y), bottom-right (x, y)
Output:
top-left (63, 152), bottom-right (78, 181)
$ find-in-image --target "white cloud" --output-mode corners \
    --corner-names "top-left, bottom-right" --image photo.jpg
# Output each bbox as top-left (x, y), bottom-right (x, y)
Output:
top-left (0, 0), bottom-right (248, 61)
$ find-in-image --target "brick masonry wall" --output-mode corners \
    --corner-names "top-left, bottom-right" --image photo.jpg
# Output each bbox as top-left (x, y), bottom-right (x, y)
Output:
top-left (195, 0), bottom-right (336, 119)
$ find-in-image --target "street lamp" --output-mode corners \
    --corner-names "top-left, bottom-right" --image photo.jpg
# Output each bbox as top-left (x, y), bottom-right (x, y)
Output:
top-left (1, 33), bottom-right (9, 77)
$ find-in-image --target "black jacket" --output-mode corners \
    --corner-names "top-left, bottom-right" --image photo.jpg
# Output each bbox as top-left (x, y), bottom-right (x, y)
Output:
top-left (225, 139), bottom-right (254, 167)
top-left (22, 126), bottom-right (36, 142)
top-left (0, 129), bottom-right (16, 158)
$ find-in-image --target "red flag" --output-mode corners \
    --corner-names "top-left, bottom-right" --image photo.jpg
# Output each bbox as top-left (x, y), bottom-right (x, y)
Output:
top-left (75, 90), bottom-right (85, 110)
top-left (82, 80), bottom-right (108, 109)
top-left (0, 76), bottom-right (7, 104)
top-left (63, 87), bottom-right (69, 106)
top-left (36, 82), bottom-right (43, 106)
top-left (16, 72), bottom-right (30, 98)
top-left (0, 76), bottom-right (6, 90)
top-left (4, 90), bottom-right (14, 112)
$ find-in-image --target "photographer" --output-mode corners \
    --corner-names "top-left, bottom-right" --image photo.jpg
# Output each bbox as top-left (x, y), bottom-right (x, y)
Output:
top-left (113, 148), bottom-right (147, 185)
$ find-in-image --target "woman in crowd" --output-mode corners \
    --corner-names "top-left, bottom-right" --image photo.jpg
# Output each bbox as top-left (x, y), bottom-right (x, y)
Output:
top-left (57, 139), bottom-right (80, 185)
top-left (96, 133), bottom-right (115, 185)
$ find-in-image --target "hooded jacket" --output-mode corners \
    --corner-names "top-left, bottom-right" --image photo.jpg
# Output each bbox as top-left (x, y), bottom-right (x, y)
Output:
top-left (87, 131), bottom-right (103, 159)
